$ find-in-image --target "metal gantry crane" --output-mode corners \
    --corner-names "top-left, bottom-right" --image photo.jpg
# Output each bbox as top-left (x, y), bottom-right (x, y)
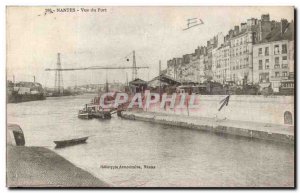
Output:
top-left (45, 65), bottom-right (149, 71)
top-left (45, 51), bottom-right (149, 95)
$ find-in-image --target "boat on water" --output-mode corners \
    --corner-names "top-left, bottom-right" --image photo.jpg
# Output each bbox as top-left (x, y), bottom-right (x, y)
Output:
top-left (78, 104), bottom-right (112, 120)
top-left (78, 104), bottom-right (96, 119)
top-left (78, 110), bottom-right (93, 119)
top-left (7, 81), bottom-right (46, 103)
top-left (54, 136), bottom-right (89, 148)
top-left (92, 111), bottom-right (112, 119)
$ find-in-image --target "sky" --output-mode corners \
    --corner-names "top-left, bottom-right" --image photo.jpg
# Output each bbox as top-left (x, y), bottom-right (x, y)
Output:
top-left (7, 6), bottom-right (294, 87)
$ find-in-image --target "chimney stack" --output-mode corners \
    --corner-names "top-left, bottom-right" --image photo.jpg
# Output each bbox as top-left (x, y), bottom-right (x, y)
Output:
top-left (207, 40), bottom-right (211, 47)
top-left (261, 14), bottom-right (270, 22)
top-left (241, 23), bottom-right (247, 32)
top-left (234, 26), bottom-right (240, 35)
top-left (280, 19), bottom-right (289, 35)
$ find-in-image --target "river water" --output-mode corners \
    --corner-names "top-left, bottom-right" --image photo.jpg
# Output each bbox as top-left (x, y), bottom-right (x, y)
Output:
top-left (7, 94), bottom-right (294, 187)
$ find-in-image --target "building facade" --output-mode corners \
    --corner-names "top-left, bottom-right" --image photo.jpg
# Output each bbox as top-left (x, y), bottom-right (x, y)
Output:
top-left (164, 14), bottom-right (293, 93)
top-left (253, 40), bottom-right (293, 92)
top-left (166, 57), bottom-right (183, 81)
top-left (229, 26), bottom-right (255, 85)
top-left (214, 45), bottom-right (230, 84)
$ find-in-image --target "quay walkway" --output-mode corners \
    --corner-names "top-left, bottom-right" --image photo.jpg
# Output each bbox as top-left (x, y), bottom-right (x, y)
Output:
top-left (121, 111), bottom-right (294, 144)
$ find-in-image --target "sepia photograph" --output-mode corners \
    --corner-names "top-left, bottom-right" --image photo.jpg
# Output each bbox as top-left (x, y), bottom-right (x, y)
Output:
top-left (6, 6), bottom-right (295, 188)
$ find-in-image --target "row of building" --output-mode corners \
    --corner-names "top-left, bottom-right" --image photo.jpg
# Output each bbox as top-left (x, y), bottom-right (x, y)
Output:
top-left (165, 14), bottom-right (294, 93)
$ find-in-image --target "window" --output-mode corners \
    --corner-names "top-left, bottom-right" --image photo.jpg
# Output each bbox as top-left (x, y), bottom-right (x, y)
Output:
top-left (283, 71), bottom-right (288, 77)
top-left (282, 56), bottom-right (288, 68)
top-left (274, 45), bottom-right (280, 54)
top-left (252, 32), bottom-right (257, 43)
top-left (265, 73), bottom-right (269, 82)
top-left (258, 48), bottom-right (263, 56)
top-left (282, 44), bottom-right (287, 54)
top-left (259, 60), bottom-right (263, 70)
top-left (265, 59), bottom-right (269, 69)
top-left (244, 58), bottom-right (248, 65)
top-left (265, 47), bottom-right (269, 56)
top-left (259, 73), bottom-right (269, 83)
top-left (275, 57), bottom-right (280, 69)
top-left (275, 72), bottom-right (280, 77)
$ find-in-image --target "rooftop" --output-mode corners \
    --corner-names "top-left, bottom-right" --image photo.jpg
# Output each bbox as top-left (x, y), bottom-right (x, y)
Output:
top-left (260, 22), bottom-right (294, 43)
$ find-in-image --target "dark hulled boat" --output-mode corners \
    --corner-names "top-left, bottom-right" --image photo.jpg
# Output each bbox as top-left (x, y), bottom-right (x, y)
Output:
top-left (78, 104), bottom-right (112, 120)
top-left (54, 136), bottom-right (89, 148)
top-left (78, 110), bottom-right (93, 119)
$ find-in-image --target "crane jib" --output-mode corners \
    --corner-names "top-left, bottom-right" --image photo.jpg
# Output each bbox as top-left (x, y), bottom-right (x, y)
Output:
top-left (45, 66), bottom-right (149, 71)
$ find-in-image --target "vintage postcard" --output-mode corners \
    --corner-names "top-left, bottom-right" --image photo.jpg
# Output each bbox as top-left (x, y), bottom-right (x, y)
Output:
top-left (6, 6), bottom-right (295, 188)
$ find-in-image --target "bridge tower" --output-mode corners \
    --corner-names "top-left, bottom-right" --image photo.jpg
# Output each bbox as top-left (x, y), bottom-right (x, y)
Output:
top-left (54, 53), bottom-right (64, 95)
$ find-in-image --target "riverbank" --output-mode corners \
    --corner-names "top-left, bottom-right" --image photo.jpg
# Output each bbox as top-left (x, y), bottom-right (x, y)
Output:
top-left (7, 146), bottom-right (110, 187)
top-left (121, 111), bottom-right (294, 144)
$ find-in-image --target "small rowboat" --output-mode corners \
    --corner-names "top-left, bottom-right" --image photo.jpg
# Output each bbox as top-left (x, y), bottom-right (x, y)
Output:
top-left (54, 136), bottom-right (89, 148)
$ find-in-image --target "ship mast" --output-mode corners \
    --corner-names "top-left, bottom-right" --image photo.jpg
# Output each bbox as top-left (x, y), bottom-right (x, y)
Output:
top-left (132, 50), bottom-right (137, 80)
top-left (105, 77), bottom-right (109, 93)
